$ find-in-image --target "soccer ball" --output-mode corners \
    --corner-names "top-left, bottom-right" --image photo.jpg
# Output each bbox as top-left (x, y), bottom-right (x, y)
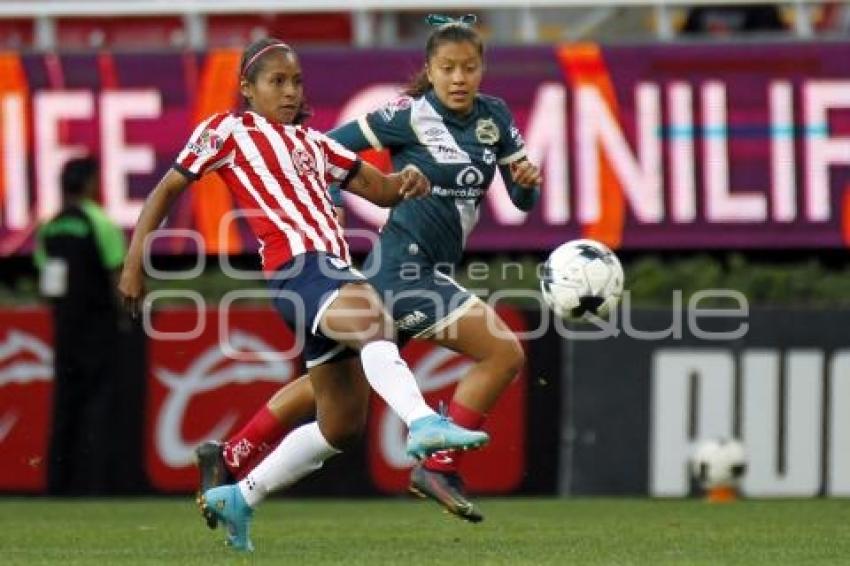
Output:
top-left (690, 438), bottom-right (747, 489)
top-left (540, 239), bottom-right (624, 320)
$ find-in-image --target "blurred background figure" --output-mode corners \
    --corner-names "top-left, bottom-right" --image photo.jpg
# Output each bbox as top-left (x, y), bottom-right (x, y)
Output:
top-left (681, 3), bottom-right (787, 35)
top-left (34, 157), bottom-right (128, 495)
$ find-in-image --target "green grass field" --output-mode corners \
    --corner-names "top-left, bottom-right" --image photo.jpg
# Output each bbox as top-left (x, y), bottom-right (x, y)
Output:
top-left (1, 498), bottom-right (848, 565)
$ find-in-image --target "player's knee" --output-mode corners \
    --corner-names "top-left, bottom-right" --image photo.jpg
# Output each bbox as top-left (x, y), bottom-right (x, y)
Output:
top-left (327, 415), bottom-right (366, 451)
top-left (500, 337), bottom-right (526, 380)
top-left (322, 403), bottom-right (367, 450)
top-left (356, 313), bottom-right (396, 347)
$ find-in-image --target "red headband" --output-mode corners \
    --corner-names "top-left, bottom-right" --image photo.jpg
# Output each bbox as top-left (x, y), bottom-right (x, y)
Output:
top-left (241, 43), bottom-right (290, 77)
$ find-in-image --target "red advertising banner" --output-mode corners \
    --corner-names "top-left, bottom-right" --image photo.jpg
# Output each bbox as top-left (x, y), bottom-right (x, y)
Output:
top-left (145, 308), bottom-right (302, 492)
top-left (146, 305), bottom-right (528, 494)
top-left (1, 305), bottom-right (528, 494)
top-left (368, 306), bottom-right (527, 494)
top-left (0, 308), bottom-right (53, 492)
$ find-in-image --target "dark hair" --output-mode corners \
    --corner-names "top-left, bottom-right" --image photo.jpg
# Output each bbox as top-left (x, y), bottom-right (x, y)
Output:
top-left (404, 23), bottom-right (484, 98)
top-left (61, 157), bottom-right (98, 198)
top-left (239, 37), bottom-right (311, 124)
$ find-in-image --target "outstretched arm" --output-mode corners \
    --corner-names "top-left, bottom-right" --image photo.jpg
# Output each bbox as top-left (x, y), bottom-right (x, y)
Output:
top-left (118, 168), bottom-right (190, 316)
top-left (344, 162), bottom-right (430, 208)
top-left (501, 158), bottom-right (542, 211)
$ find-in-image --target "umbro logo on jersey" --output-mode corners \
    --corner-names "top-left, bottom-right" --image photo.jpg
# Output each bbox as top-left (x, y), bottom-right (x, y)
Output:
top-left (422, 127), bottom-right (445, 142)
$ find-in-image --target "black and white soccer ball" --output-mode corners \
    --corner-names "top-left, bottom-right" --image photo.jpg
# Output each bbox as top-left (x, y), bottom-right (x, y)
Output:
top-left (540, 239), bottom-right (624, 321)
top-left (691, 438), bottom-right (748, 489)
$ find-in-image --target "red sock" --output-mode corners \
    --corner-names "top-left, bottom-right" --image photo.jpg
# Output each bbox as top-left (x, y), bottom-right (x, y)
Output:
top-left (423, 400), bottom-right (486, 474)
top-left (222, 406), bottom-right (289, 480)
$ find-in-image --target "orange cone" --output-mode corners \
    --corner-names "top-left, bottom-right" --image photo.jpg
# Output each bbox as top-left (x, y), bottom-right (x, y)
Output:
top-left (705, 485), bottom-right (738, 503)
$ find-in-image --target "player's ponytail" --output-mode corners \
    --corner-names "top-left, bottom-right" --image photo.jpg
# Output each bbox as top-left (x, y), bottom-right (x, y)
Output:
top-left (403, 14), bottom-right (484, 99)
top-left (239, 37), bottom-right (312, 124)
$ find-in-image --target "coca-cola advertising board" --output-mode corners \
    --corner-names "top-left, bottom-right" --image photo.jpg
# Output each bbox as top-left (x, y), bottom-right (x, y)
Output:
top-left (0, 305), bottom-right (529, 494)
top-left (0, 308), bottom-right (53, 492)
top-left (145, 308), bottom-right (301, 491)
top-left (146, 306), bottom-right (528, 494)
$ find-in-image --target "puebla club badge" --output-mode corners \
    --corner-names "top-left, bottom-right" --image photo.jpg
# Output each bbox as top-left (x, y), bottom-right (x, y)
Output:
top-left (475, 118), bottom-right (500, 145)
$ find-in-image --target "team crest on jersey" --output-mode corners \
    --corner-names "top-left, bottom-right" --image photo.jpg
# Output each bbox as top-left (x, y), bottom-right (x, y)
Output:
top-left (188, 128), bottom-right (223, 156)
top-left (292, 147), bottom-right (317, 177)
top-left (378, 96), bottom-right (412, 122)
top-left (475, 118), bottom-right (500, 145)
top-left (482, 148), bottom-right (495, 165)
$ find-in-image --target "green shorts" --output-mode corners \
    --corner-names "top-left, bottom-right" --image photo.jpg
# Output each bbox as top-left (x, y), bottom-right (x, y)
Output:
top-left (363, 228), bottom-right (477, 344)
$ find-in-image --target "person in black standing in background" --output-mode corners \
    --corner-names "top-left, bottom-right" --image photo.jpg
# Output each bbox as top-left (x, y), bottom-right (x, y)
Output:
top-left (34, 157), bottom-right (130, 495)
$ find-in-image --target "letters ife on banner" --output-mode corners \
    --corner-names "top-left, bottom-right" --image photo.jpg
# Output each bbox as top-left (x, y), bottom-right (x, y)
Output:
top-left (2, 43), bottom-right (850, 253)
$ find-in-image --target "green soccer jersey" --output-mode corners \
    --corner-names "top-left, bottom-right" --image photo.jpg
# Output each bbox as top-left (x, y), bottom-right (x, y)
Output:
top-left (329, 90), bottom-right (539, 264)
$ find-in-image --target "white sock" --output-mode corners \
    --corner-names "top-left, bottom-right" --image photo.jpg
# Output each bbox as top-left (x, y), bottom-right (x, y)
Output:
top-left (237, 422), bottom-right (340, 507)
top-left (360, 340), bottom-right (435, 426)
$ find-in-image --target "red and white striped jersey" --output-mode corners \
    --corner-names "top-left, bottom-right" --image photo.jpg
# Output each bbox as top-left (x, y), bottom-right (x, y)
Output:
top-left (174, 111), bottom-right (360, 272)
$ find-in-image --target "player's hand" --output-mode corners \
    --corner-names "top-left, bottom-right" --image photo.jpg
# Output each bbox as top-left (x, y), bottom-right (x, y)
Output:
top-left (397, 165), bottom-right (431, 200)
top-left (510, 159), bottom-right (542, 189)
top-left (118, 264), bottom-right (145, 319)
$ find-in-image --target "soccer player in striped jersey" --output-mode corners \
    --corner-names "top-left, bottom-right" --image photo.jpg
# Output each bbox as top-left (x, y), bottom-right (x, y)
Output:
top-left (198, 16), bottom-right (542, 525)
top-left (118, 38), bottom-right (489, 552)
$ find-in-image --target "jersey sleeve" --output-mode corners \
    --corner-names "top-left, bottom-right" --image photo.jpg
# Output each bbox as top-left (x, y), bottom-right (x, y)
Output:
top-left (491, 97), bottom-right (539, 211)
top-left (327, 184), bottom-right (344, 206)
top-left (327, 120), bottom-right (372, 153)
top-left (313, 130), bottom-right (362, 189)
top-left (336, 95), bottom-right (414, 151)
top-left (173, 113), bottom-right (235, 181)
top-left (492, 98), bottom-right (528, 167)
top-left (33, 223), bottom-right (47, 269)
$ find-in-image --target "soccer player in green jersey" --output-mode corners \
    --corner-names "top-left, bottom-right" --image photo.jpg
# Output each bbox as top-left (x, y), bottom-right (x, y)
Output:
top-left (198, 15), bottom-right (542, 524)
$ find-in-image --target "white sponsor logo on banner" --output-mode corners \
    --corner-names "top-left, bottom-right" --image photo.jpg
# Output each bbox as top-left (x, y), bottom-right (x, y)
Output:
top-left (153, 331), bottom-right (295, 468)
top-left (0, 330), bottom-right (53, 442)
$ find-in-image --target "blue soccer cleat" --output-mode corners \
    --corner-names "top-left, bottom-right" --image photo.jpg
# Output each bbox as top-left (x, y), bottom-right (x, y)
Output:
top-left (200, 484), bottom-right (254, 552)
top-left (406, 414), bottom-right (489, 460)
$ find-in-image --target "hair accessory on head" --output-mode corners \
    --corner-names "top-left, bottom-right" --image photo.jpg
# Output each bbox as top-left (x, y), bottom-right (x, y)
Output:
top-left (425, 14), bottom-right (477, 27)
top-left (241, 42), bottom-right (290, 78)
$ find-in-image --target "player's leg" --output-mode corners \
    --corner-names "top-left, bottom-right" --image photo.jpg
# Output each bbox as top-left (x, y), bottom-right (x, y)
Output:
top-left (431, 299), bottom-right (525, 423)
top-left (200, 256), bottom-right (487, 549)
top-left (318, 280), bottom-right (431, 426)
top-left (236, 356), bottom-right (368, 503)
top-left (203, 355), bottom-right (367, 552)
top-left (320, 280), bottom-right (490, 457)
top-left (224, 375), bottom-right (314, 478)
top-left (196, 374), bottom-right (315, 529)
top-left (46, 356), bottom-right (78, 495)
top-left (405, 277), bottom-right (524, 523)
